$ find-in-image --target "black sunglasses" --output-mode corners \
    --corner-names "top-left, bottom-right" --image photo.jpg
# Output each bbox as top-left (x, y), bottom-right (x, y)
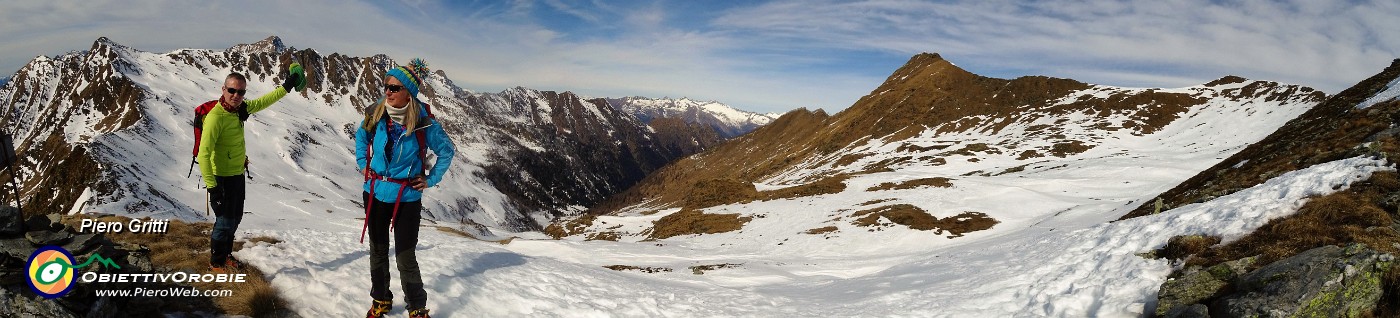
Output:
top-left (225, 87), bottom-right (247, 96)
top-left (384, 84), bottom-right (404, 93)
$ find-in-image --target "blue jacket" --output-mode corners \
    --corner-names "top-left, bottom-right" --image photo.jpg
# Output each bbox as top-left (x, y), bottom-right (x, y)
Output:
top-left (355, 110), bottom-right (455, 203)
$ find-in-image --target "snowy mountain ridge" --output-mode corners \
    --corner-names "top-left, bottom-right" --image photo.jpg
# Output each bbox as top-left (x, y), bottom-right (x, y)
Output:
top-left (0, 36), bottom-right (712, 234)
top-left (606, 96), bottom-right (780, 138)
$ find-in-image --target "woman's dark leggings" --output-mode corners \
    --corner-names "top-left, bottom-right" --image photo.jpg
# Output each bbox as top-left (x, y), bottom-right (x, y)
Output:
top-left (365, 191), bottom-right (426, 310)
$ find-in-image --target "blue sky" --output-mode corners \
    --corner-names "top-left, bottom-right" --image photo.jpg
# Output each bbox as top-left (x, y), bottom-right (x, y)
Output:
top-left (1, 0), bottom-right (1397, 114)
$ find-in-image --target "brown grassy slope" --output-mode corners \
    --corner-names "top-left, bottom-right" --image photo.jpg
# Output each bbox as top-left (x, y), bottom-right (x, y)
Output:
top-left (1120, 59), bottom-right (1400, 220)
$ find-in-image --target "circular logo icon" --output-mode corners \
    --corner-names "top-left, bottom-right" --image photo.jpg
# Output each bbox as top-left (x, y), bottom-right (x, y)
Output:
top-left (27, 246), bottom-right (76, 299)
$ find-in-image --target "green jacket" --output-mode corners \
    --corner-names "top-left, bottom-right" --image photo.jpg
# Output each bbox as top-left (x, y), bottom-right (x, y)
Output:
top-left (197, 86), bottom-right (288, 188)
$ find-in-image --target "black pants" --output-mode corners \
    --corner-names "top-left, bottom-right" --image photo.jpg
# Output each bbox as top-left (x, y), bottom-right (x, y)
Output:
top-left (209, 175), bottom-right (246, 265)
top-left (365, 192), bottom-right (426, 310)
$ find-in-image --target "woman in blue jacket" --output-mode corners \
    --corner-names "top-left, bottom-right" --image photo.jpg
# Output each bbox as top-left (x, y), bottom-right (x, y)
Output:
top-left (355, 58), bottom-right (454, 318)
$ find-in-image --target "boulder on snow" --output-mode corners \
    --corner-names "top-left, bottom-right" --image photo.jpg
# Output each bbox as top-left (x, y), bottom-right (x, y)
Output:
top-left (1219, 244), bottom-right (1394, 317)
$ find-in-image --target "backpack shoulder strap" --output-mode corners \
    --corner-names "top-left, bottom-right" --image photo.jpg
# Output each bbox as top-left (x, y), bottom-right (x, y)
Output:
top-left (416, 126), bottom-right (429, 175)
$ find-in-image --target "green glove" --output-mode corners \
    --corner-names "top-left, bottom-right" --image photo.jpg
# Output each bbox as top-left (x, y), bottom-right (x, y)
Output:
top-left (283, 62), bottom-right (307, 92)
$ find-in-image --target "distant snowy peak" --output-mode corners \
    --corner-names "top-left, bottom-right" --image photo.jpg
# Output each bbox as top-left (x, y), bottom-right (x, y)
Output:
top-left (606, 96), bottom-right (781, 138)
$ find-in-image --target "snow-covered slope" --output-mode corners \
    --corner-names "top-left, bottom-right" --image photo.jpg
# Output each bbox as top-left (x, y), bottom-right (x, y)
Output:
top-left (236, 155), bottom-right (1388, 317)
top-left (0, 36), bottom-right (707, 234)
top-left (607, 96), bottom-right (780, 138)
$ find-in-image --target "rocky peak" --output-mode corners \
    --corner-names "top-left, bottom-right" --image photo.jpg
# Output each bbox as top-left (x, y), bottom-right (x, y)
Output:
top-left (228, 35), bottom-right (287, 55)
top-left (90, 36), bottom-right (130, 53)
top-left (1204, 75), bottom-right (1250, 87)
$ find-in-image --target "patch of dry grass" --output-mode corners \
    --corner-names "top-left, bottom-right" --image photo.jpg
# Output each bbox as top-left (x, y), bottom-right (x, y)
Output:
top-left (683, 178), bottom-right (760, 210)
top-left (762, 175), bottom-right (849, 200)
top-left (858, 199), bottom-right (895, 206)
top-left (804, 226), bottom-right (838, 235)
top-left (688, 263), bottom-right (741, 275)
top-left (544, 214), bottom-right (597, 239)
top-left (647, 209), bottom-right (753, 240)
top-left (866, 177), bottom-right (953, 192)
top-left (1155, 235), bottom-right (1222, 261)
top-left (586, 231), bottom-right (621, 241)
top-left (850, 204), bottom-right (999, 237)
top-left (1188, 190), bottom-right (1398, 268)
top-left (603, 265), bottom-right (672, 273)
top-left (1048, 140), bottom-right (1095, 157)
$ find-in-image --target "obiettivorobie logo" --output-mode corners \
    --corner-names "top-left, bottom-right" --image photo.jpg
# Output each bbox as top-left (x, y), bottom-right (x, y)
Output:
top-left (26, 245), bottom-right (122, 299)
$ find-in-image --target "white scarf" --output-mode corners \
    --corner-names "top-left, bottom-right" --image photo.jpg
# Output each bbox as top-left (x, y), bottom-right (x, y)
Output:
top-left (386, 102), bottom-right (410, 125)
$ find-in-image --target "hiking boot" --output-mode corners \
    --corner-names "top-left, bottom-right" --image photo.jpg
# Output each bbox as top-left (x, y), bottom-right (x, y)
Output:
top-left (365, 299), bottom-right (392, 318)
top-left (209, 256), bottom-right (244, 273)
top-left (408, 308), bottom-right (430, 318)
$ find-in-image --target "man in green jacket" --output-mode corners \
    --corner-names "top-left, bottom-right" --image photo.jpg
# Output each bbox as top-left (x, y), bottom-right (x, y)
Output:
top-left (199, 65), bottom-right (304, 271)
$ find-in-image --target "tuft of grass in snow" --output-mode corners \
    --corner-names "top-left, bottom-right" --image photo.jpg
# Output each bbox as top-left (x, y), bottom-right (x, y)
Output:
top-left (1154, 235), bottom-right (1222, 261)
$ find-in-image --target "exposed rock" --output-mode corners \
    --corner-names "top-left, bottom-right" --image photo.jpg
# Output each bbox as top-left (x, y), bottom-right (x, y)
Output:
top-left (23, 215), bottom-right (58, 233)
top-left (0, 206), bottom-right (20, 236)
top-left (1219, 244), bottom-right (1393, 317)
top-left (0, 287), bottom-right (79, 318)
top-left (61, 233), bottom-right (102, 255)
top-left (1165, 304), bottom-right (1210, 318)
top-left (1155, 256), bottom-right (1255, 316)
top-left (0, 238), bottom-right (34, 261)
top-left (24, 230), bottom-right (72, 246)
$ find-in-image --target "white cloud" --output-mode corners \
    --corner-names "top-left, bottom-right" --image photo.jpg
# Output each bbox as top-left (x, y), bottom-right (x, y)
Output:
top-left (712, 0), bottom-right (1400, 94)
top-left (2, 0), bottom-right (1397, 114)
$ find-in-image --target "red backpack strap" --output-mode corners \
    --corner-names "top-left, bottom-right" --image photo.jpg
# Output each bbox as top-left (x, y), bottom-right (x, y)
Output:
top-left (192, 100), bottom-right (220, 156)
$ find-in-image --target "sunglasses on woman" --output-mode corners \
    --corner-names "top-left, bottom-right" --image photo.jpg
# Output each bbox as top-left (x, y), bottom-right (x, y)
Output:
top-left (384, 84), bottom-right (404, 93)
